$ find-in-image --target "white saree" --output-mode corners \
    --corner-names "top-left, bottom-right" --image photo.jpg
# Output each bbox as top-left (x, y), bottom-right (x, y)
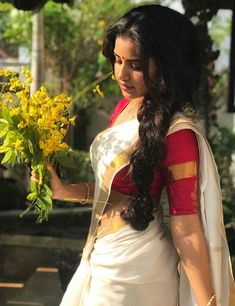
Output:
top-left (60, 115), bottom-right (234, 306)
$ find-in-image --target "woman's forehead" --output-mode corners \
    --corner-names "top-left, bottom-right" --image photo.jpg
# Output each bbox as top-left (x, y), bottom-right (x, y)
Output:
top-left (114, 36), bottom-right (139, 60)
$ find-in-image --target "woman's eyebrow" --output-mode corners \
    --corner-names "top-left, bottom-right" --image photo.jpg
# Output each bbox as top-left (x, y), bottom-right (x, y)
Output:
top-left (113, 51), bottom-right (140, 62)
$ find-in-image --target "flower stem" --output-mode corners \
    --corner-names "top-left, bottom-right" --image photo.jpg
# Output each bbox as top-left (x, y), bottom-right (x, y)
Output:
top-left (73, 71), bottom-right (112, 101)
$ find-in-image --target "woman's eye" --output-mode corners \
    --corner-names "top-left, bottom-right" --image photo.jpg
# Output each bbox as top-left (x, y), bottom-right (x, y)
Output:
top-left (114, 57), bottom-right (122, 64)
top-left (131, 64), bottom-right (142, 71)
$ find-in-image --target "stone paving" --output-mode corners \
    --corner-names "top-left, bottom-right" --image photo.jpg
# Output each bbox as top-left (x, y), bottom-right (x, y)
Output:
top-left (0, 207), bottom-right (91, 306)
top-left (1, 267), bottom-right (63, 306)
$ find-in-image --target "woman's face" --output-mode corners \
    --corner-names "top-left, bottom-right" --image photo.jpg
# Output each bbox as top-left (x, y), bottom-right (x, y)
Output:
top-left (114, 36), bottom-right (156, 99)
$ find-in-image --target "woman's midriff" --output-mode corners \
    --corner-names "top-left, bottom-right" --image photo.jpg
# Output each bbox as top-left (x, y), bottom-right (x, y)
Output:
top-left (96, 189), bottom-right (160, 239)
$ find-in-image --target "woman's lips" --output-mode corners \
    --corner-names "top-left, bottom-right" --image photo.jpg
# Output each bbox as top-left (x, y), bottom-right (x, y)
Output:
top-left (120, 84), bottom-right (134, 91)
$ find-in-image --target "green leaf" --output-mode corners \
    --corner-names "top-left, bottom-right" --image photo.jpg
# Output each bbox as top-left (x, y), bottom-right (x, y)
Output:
top-left (30, 126), bottom-right (39, 144)
top-left (1, 107), bottom-right (12, 124)
top-left (0, 125), bottom-right (9, 138)
top-left (11, 114), bottom-right (22, 128)
top-left (43, 184), bottom-right (53, 197)
top-left (0, 146), bottom-right (11, 153)
top-left (9, 151), bottom-right (16, 166)
top-left (30, 179), bottom-right (38, 193)
top-left (26, 192), bottom-right (37, 201)
top-left (40, 192), bottom-right (53, 207)
top-left (27, 140), bottom-right (35, 155)
top-left (3, 131), bottom-right (16, 147)
top-left (36, 196), bottom-right (52, 214)
top-left (0, 118), bottom-right (9, 125)
top-left (1, 149), bottom-right (13, 164)
top-left (40, 187), bottom-right (53, 205)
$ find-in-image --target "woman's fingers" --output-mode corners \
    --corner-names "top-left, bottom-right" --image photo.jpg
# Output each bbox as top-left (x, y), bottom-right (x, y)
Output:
top-left (45, 161), bottom-right (58, 178)
top-left (31, 170), bottom-right (39, 183)
top-left (45, 162), bottom-right (63, 198)
top-left (31, 162), bottom-right (57, 183)
top-left (31, 162), bottom-right (63, 200)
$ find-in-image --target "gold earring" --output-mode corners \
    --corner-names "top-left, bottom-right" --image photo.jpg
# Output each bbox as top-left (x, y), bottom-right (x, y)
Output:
top-left (111, 74), bottom-right (116, 80)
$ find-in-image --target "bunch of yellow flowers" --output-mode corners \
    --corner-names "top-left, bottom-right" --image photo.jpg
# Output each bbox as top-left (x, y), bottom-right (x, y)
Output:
top-left (0, 67), bottom-right (76, 222)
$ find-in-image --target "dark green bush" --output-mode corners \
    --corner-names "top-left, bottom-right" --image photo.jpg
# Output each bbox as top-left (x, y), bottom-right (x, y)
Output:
top-left (58, 150), bottom-right (94, 184)
top-left (210, 126), bottom-right (235, 255)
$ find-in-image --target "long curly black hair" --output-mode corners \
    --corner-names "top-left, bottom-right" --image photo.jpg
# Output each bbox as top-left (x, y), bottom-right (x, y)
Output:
top-left (103, 5), bottom-right (201, 231)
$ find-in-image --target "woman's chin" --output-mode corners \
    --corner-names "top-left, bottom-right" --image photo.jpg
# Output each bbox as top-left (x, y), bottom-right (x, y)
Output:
top-left (121, 90), bottom-right (138, 100)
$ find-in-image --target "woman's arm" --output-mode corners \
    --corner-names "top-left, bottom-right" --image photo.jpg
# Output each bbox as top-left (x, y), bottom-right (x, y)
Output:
top-left (34, 163), bottom-right (95, 204)
top-left (170, 214), bottom-right (216, 306)
top-left (52, 181), bottom-right (95, 204)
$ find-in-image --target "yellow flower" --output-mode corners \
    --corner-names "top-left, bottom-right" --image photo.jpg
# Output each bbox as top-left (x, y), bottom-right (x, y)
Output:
top-left (54, 103), bottom-right (65, 113)
top-left (97, 39), bottom-right (103, 46)
top-left (60, 117), bottom-right (69, 125)
top-left (39, 134), bottom-right (69, 157)
top-left (14, 138), bottom-right (23, 149)
top-left (21, 66), bottom-right (30, 75)
top-left (9, 77), bottom-right (22, 91)
top-left (1, 92), bottom-right (13, 105)
top-left (22, 85), bottom-right (30, 94)
top-left (93, 84), bottom-right (104, 97)
top-left (25, 77), bottom-right (33, 84)
top-left (18, 121), bottom-right (27, 129)
top-left (69, 116), bottom-right (76, 126)
top-left (16, 88), bottom-right (29, 100)
top-left (28, 106), bottom-right (38, 117)
top-left (39, 139), bottom-right (45, 149)
top-left (9, 107), bottom-right (20, 117)
top-left (60, 128), bottom-right (67, 136)
top-left (98, 20), bottom-right (106, 28)
top-left (21, 67), bottom-right (32, 82)
top-left (0, 68), bottom-right (12, 77)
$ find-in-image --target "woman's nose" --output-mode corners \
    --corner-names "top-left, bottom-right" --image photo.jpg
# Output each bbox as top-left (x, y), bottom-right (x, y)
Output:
top-left (118, 63), bottom-right (130, 81)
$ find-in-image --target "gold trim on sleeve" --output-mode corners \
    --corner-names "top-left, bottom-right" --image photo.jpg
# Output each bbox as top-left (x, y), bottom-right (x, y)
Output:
top-left (167, 160), bottom-right (197, 181)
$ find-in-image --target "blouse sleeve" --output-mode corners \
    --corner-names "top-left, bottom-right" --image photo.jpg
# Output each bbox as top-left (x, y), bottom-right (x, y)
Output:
top-left (161, 129), bottom-right (199, 216)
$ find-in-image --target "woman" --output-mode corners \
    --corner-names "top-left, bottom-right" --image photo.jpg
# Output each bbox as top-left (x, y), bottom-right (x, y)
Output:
top-left (44, 5), bottom-right (234, 306)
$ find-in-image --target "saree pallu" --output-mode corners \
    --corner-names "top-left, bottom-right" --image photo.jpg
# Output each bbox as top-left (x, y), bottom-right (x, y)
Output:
top-left (60, 209), bottom-right (179, 306)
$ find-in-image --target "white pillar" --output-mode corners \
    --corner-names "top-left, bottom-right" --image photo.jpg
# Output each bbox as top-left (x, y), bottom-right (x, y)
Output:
top-left (30, 9), bottom-right (45, 95)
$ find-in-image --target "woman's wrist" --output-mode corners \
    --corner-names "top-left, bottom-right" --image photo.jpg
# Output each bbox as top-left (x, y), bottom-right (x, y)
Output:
top-left (52, 182), bottom-right (91, 203)
top-left (51, 181), bottom-right (68, 200)
top-left (79, 183), bottom-right (91, 204)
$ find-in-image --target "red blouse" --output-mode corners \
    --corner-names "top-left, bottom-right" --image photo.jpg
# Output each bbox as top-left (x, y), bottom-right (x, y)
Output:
top-left (109, 99), bottom-right (199, 216)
